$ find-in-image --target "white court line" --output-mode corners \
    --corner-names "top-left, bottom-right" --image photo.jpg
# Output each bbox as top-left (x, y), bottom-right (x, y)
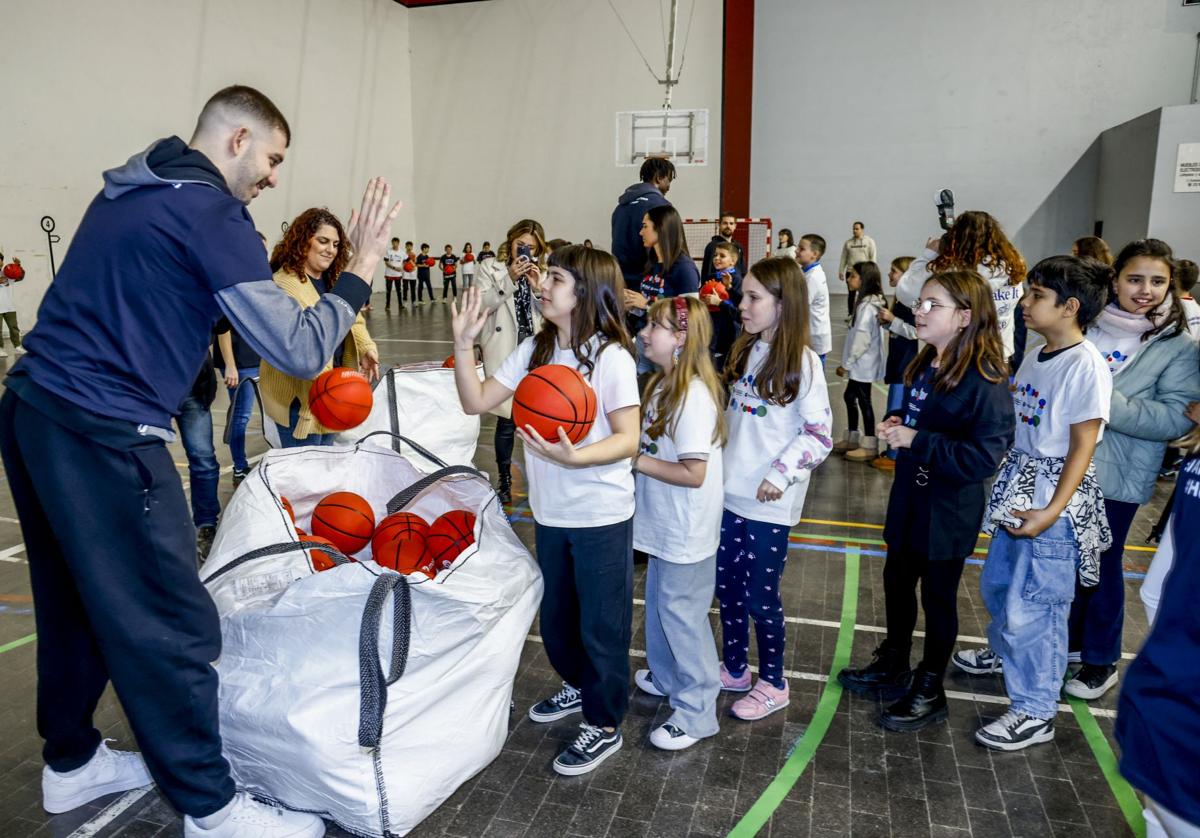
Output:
top-left (523, 634), bottom-right (1118, 720)
top-left (631, 598), bottom-right (1138, 661)
top-left (0, 516), bottom-right (20, 525)
top-left (0, 452), bottom-right (268, 566)
top-left (68, 786), bottom-right (153, 837)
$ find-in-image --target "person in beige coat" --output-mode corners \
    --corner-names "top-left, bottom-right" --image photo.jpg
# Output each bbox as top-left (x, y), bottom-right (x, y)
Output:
top-left (260, 208), bottom-right (379, 446)
top-left (474, 218), bottom-right (546, 502)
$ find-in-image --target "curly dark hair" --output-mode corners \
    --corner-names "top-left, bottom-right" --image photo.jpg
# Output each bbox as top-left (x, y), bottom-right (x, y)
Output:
top-left (270, 208), bottom-right (350, 285)
top-left (929, 210), bottom-right (1026, 286)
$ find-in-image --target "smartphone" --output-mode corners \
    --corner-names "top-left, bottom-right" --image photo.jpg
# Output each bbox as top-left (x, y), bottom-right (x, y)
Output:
top-left (516, 243), bottom-right (533, 263)
top-left (936, 188), bottom-right (955, 231)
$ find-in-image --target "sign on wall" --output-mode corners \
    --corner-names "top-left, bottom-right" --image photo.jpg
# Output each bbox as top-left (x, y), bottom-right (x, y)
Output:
top-left (1174, 142), bottom-right (1200, 192)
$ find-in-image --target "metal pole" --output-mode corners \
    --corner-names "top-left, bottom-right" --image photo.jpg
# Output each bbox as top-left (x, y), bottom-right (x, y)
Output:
top-left (1192, 31), bottom-right (1200, 105)
top-left (663, 0), bottom-right (680, 109)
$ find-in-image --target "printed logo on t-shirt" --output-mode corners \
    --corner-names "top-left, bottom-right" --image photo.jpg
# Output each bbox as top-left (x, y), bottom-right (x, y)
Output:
top-left (1014, 382), bottom-right (1047, 427)
top-left (904, 384), bottom-right (929, 428)
top-left (641, 271), bottom-right (666, 303)
top-left (728, 372), bottom-right (769, 417)
top-left (1101, 348), bottom-right (1129, 372)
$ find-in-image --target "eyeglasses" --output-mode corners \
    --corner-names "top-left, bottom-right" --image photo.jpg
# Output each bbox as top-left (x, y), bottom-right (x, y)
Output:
top-left (914, 298), bottom-right (963, 315)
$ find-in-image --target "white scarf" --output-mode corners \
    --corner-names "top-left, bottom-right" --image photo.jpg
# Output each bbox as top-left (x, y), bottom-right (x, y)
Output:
top-left (1087, 300), bottom-right (1171, 374)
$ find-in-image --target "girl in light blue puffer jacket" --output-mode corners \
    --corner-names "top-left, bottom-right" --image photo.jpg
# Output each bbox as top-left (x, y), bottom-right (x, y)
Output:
top-left (1067, 239), bottom-right (1200, 702)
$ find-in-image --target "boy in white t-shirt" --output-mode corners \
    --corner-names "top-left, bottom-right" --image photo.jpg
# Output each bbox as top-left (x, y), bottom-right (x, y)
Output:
top-left (1177, 258), bottom-right (1200, 341)
top-left (954, 255), bottom-right (1113, 751)
top-left (796, 234), bottom-right (832, 362)
top-left (383, 237), bottom-right (405, 310)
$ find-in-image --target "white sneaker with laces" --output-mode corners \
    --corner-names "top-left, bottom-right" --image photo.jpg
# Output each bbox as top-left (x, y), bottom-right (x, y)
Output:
top-left (974, 710), bottom-right (1054, 751)
top-left (183, 793), bottom-right (325, 837)
top-left (42, 740), bottom-right (153, 814)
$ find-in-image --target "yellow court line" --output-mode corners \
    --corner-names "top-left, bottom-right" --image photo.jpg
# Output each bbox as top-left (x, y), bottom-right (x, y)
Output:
top-left (800, 516), bottom-right (1157, 553)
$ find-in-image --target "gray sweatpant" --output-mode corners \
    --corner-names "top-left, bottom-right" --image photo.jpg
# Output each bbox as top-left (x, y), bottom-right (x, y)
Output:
top-left (644, 554), bottom-right (721, 738)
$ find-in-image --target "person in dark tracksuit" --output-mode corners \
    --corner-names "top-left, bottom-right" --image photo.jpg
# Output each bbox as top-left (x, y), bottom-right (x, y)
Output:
top-left (0, 85), bottom-right (397, 838)
top-left (837, 269), bottom-right (1014, 732)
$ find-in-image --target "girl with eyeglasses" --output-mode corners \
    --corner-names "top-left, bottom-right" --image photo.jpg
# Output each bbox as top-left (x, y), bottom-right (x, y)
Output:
top-left (837, 269), bottom-right (1014, 733)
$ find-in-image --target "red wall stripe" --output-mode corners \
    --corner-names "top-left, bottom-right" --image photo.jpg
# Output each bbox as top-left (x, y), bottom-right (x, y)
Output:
top-left (721, 0), bottom-right (754, 216)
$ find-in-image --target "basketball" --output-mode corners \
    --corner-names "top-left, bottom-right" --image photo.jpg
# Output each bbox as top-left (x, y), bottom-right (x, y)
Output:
top-left (374, 532), bottom-right (433, 577)
top-left (403, 260), bottom-right (416, 272)
top-left (305, 535), bottom-right (342, 572)
top-left (700, 279), bottom-right (729, 311)
top-left (442, 354), bottom-right (455, 368)
top-left (426, 510), bottom-right (477, 571)
top-left (371, 512), bottom-right (429, 555)
top-left (311, 491), bottom-right (376, 554)
top-left (512, 364), bottom-right (597, 445)
top-left (308, 367), bottom-right (373, 431)
top-left (463, 253), bottom-right (475, 263)
top-left (425, 257), bottom-right (436, 268)
top-left (280, 496), bottom-right (295, 524)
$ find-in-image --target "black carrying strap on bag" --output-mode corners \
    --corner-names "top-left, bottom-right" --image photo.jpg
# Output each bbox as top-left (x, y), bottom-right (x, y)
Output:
top-left (358, 573), bottom-right (412, 748)
top-left (385, 465), bottom-right (490, 516)
top-left (354, 430), bottom-right (449, 471)
top-left (203, 539), bottom-right (355, 584)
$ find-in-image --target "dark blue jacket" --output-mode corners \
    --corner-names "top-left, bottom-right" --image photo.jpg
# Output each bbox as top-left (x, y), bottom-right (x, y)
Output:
top-left (12, 136), bottom-right (369, 431)
top-left (611, 182), bottom-right (670, 288)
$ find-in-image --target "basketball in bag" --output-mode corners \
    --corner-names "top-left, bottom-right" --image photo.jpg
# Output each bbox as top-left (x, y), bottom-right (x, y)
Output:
top-left (426, 510), bottom-right (477, 572)
top-left (312, 491), bottom-right (376, 554)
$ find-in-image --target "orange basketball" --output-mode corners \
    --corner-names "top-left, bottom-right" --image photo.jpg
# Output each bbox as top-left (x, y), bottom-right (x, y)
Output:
top-left (442, 354), bottom-right (455, 368)
top-left (311, 491), bottom-right (375, 555)
top-left (305, 535), bottom-right (343, 572)
top-left (280, 496), bottom-right (295, 524)
top-left (426, 510), bottom-right (477, 572)
top-left (371, 512), bottom-right (430, 555)
top-left (374, 532), bottom-right (434, 577)
top-left (403, 260), bottom-right (416, 272)
top-left (512, 364), bottom-right (597, 445)
top-left (309, 368), bottom-right (373, 431)
top-left (700, 280), bottom-right (729, 312)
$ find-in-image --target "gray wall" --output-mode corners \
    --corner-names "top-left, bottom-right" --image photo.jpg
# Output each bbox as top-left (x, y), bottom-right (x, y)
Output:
top-left (1096, 109), bottom-right (1161, 250)
top-left (751, 0), bottom-right (1200, 272)
top-left (1149, 104), bottom-right (1200, 257)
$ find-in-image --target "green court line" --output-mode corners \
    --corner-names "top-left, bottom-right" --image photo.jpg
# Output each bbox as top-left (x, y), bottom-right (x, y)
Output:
top-left (0, 632), bottom-right (37, 654)
top-left (1066, 696), bottom-right (1146, 837)
top-left (728, 548), bottom-right (860, 837)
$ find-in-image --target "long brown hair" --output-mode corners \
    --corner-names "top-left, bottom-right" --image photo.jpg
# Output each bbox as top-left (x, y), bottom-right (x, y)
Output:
top-left (270, 208), bottom-right (349, 284)
top-left (643, 204), bottom-right (691, 273)
top-left (528, 245), bottom-right (634, 373)
top-left (641, 296), bottom-right (728, 446)
top-left (1111, 238), bottom-right (1188, 342)
top-left (904, 269), bottom-right (1008, 391)
top-left (724, 256), bottom-right (813, 406)
top-left (929, 210), bottom-right (1026, 286)
top-left (1073, 236), bottom-right (1113, 265)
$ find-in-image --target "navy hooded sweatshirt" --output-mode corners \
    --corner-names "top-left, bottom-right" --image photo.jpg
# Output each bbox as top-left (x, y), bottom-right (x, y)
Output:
top-left (11, 136), bottom-right (370, 433)
top-left (610, 182), bottom-right (671, 289)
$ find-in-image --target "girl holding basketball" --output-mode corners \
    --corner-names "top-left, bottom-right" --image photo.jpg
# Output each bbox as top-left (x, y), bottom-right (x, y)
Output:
top-left (261, 208), bottom-right (379, 447)
top-left (631, 295), bottom-right (727, 750)
top-left (718, 256), bottom-right (833, 720)
top-left (450, 244), bottom-right (640, 777)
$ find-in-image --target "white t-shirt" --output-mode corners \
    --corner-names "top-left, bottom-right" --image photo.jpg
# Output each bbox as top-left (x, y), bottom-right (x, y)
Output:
top-left (384, 248), bottom-right (405, 278)
top-left (493, 335), bottom-right (640, 528)
top-left (1179, 296), bottom-right (1199, 341)
top-left (803, 262), bottom-right (832, 355)
top-left (723, 342), bottom-right (833, 526)
top-left (1011, 341), bottom-right (1112, 507)
top-left (461, 255), bottom-right (477, 276)
top-left (633, 379), bottom-right (725, 563)
top-left (0, 277), bottom-right (14, 314)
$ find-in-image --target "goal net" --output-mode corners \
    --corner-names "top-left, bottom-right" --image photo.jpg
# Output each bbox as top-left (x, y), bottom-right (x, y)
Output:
top-left (682, 218), bottom-right (773, 273)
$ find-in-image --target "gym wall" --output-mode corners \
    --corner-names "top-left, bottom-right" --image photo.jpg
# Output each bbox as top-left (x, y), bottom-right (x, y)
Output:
top-left (749, 0), bottom-right (1200, 268)
top-left (0, 0), bottom-right (416, 323)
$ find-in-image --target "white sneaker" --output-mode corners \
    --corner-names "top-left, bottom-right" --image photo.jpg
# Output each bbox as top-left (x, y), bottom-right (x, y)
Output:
top-left (650, 722), bottom-right (700, 751)
top-left (634, 669), bottom-right (666, 697)
top-left (14, 345), bottom-right (26, 355)
top-left (42, 740), bottom-right (153, 814)
top-left (184, 793), bottom-right (325, 837)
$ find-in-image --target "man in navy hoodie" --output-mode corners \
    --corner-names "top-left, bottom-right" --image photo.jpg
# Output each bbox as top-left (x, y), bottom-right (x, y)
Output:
top-left (611, 156), bottom-right (675, 289)
top-left (0, 85), bottom-right (399, 838)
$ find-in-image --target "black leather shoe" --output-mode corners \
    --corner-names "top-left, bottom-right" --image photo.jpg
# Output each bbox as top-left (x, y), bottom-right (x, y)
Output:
top-left (880, 666), bottom-right (948, 732)
top-left (837, 643), bottom-right (912, 698)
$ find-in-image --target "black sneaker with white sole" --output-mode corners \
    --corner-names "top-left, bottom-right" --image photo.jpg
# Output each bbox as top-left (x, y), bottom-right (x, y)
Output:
top-left (974, 710), bottom-right (1054, 751)
top-left (1063, 663), bottom-right (1118, 700)
top-left (952, 646), bottom-right (1003, 675)
top-left (528, 682), bottom-right (583, 723)
top-left (552, 723), bottom-right (622, 775)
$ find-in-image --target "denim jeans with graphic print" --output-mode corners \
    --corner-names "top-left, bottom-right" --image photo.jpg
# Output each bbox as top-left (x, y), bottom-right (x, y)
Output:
top-left (980, 516), bottom-right (1077, 720)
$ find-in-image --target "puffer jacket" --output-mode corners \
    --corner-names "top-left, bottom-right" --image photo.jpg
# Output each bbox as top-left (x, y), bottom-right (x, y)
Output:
top-left (1087, 326), bottom-right (1200, 503)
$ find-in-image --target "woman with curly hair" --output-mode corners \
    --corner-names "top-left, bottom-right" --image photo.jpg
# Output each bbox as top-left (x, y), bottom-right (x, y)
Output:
top-left (261, 208), bottom-right (380, 446)
top-left (895, 210), bottom-right (1027, 366)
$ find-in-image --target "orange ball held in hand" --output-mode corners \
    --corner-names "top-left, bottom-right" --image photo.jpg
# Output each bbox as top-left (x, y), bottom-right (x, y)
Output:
top-left (426, 510), bottom-right (477, 572)
top-left (308, 367), bottom-right (373, 431)
top-left (700, 280), bottom-right (730, 312)
top-left (311, 491), bottom-right (376, 555)
top-left (512, 364), bottom-right (597, 445)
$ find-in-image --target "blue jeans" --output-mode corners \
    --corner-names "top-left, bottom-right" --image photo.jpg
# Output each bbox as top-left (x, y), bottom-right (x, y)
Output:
top-left (885, 383), bottom-right (904, 459)
top-left (275, 398), bottom-right (334, 449)
top-left (177, 395), bottom-right (220, 528)
top-left (981, 517), bottom-right (1077, 719)
top-left (225, 368), bottom-right (258, 473)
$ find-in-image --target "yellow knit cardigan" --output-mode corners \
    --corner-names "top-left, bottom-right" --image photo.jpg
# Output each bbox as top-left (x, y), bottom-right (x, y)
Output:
top-left (259, 268), bottom-right (377, 440)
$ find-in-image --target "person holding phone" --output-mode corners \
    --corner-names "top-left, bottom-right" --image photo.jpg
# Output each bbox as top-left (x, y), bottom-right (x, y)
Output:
top-left (472, 219), bottom-right (547, 503)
